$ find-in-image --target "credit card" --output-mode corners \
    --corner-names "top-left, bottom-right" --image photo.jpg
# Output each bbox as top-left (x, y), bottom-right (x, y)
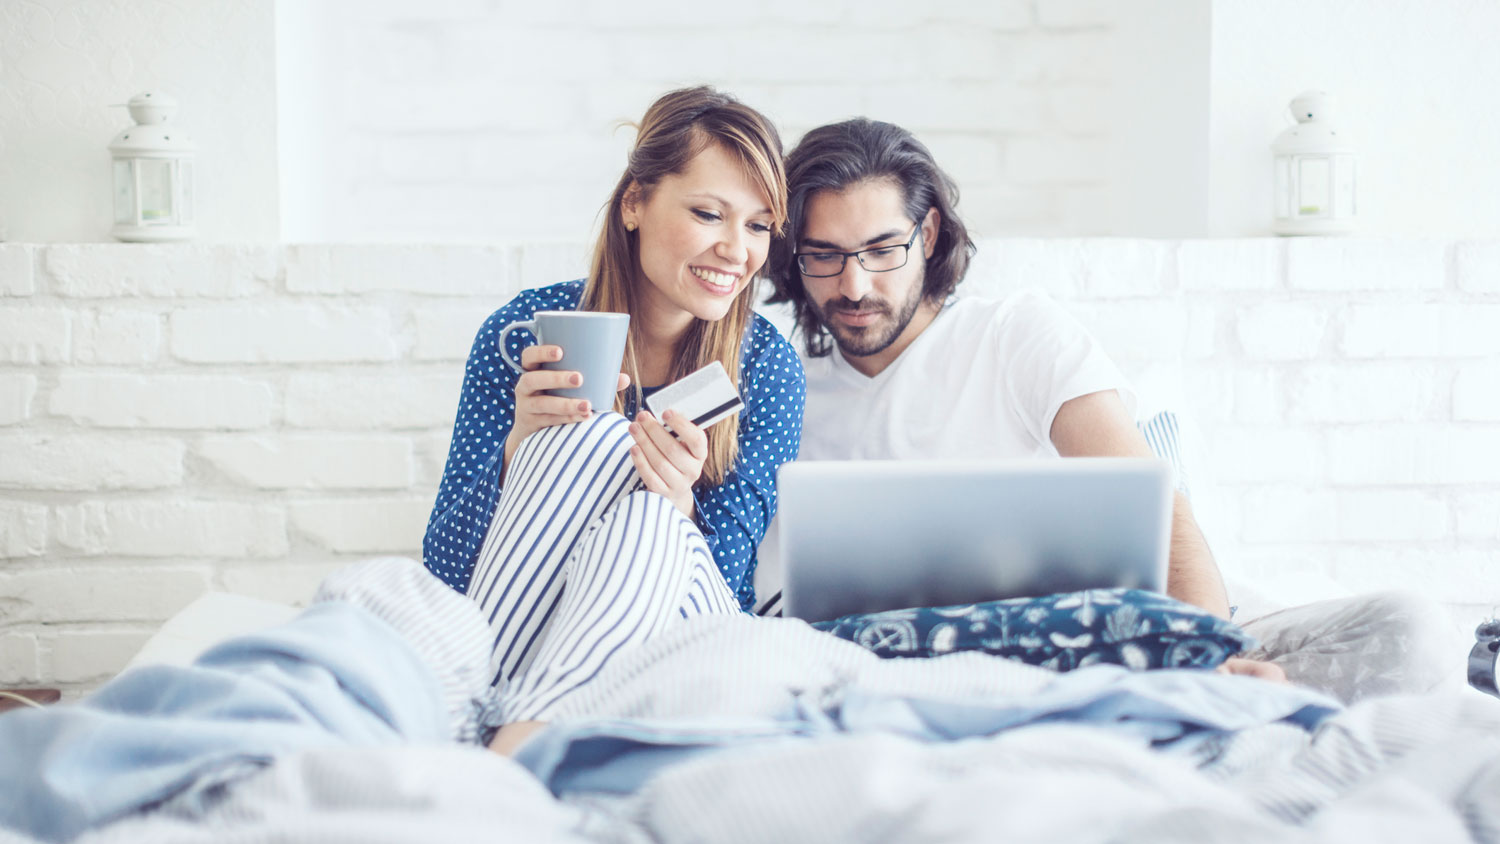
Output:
top-left (645, 360), bottom-right (744, 433)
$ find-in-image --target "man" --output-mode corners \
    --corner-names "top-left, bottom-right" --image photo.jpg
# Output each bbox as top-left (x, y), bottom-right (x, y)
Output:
top-left (764, 118), bottom-right (1460, 700)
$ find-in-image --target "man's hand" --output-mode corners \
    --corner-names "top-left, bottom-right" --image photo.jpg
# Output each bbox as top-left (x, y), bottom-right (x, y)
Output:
top-left (629, 409), bottom-right (707, 519)
top-left (1216, 657), bottom-right (1288, 684)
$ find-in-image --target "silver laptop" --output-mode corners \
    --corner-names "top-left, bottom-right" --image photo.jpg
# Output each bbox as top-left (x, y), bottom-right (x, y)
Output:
top-left (777, 459), bottom-right (1172, 622)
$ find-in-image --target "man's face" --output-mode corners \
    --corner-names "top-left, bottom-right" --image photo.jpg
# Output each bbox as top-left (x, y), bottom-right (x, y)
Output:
top-left (798, 179), bottom-right (937, 361)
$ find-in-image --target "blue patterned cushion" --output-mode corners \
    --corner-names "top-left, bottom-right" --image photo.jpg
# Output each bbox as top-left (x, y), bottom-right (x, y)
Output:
top-left (811, 589), bottom-right (1255, 672)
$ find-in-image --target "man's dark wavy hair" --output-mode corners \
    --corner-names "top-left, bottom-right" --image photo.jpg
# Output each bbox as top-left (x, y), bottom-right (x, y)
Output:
top-left (766, 118), bottom-right (976, 357)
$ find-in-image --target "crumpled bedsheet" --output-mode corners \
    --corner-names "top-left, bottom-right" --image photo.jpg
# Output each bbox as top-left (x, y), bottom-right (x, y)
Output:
top-left (28, 613), bottom-right (1500, 844)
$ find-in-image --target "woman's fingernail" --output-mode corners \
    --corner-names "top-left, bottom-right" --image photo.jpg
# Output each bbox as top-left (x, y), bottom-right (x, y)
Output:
top-left (578, 401), bottom-right (590, 412)
top-left (572, 374), bottom-right (582, 386)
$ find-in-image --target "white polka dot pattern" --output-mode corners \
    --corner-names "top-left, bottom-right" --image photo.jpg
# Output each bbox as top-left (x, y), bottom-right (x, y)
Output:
top-left (422, 280), bottom-right (806, 612)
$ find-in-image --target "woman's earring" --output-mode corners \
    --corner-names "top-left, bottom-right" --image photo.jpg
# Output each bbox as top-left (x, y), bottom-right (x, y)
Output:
top-left (624, 221), bottom-right (637, 232)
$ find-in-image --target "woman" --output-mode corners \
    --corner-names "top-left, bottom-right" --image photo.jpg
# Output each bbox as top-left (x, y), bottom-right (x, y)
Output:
top-left (422, 87), bottom-right (806, 728)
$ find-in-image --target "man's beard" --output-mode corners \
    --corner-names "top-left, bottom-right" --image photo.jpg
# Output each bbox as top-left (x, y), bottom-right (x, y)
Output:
top-left (812, 274), bottom-right (926, 359)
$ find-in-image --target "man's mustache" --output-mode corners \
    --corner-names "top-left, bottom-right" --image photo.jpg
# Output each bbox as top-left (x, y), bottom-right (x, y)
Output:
top-left (826, 297), bottom-right (889, 315)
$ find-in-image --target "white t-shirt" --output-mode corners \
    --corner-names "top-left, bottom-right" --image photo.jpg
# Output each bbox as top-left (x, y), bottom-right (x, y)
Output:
top-left (799, 288), bottom-right (1136, 462)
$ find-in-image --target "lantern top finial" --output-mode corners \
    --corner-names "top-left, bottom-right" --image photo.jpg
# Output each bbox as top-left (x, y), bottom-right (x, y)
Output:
top-left (1288, 90), bottom-right (1334, 124)
top-left (126, 91), bottom-right (178, 126)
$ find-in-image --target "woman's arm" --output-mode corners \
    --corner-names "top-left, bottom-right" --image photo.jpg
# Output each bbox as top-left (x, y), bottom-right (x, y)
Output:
top-left (422, 306), bottom-right (527, 593)
top-left (691, 335), bottom-right (807, 610)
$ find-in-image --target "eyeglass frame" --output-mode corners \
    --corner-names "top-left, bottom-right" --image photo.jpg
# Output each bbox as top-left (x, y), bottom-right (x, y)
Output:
top-left (792, 221), bottom-right (924, 278)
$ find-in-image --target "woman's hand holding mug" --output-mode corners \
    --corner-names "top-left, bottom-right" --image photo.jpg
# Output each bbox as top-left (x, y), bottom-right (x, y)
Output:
top-left (503, 344), bottom-right (631, 475)
top-left (628, 410), bottom-right (708, 519)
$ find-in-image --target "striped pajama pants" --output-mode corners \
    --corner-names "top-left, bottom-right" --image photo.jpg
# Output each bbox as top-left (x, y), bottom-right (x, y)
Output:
top-left (465, 412), bottom-right (741, 723)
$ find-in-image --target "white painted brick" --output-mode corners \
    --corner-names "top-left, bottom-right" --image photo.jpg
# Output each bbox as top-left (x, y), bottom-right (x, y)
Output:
top-left (54, 500), bottom-right (288, 558)
top-left (760, 86), bottom-right (869, 130)
top-left (1181, 368), bottom-right (1234, 423)
top-left (1455, 493), bottom-right (1500, 541)
top-left (289, 498), bottom-right (429, 555)
top-left (931, 0), bottom-right (1032, 29)
top-left (1006, 137), bottom-right (1109, 184)
top-left (0, 245), bottom-right (34, 295)
top-left (918, 135), bottom-right (1003, 186)
top-left (0, 307), bottom-right (70, 363)
top-left (46, 630), bottom-right (153, 683)
top-left (1453, 362), bottom-right (1500, 421)
top-left (415, 430), bottom-right (455, 490)
top-left (1340, 304), bottom-right (1500, 358)
top-left (358, 82), bottom-right (582, 133)
top-left (1037, 0), bottom-right (1115, 28)
top-left (285, 245), bottom-right (515, 296)
top-left (413, 305), bottom-right (498, 361)
top-left (965, 239), bottom-right (1082, 299)
top-left (469, 134), bottom-right (621, 187)
top-left (1058, 187), bottom-right (1113, 236)
top-left (1207, 428), bottom-right (1322, 483)
top-left (216, 561), bottom-right (347, 607)
top-left (1285, 364), bottom-right (1443, 423)
top-left (0, 567), bottom-right (209, 623)
top-left (1327, 549), bottom-right (1492, 604)
top-left (1455, 240), bottom-right (1500, 293)
top-left (614, 34), bottom-right (735, 82)
top-left (1326, 425), bottom-right (1500, 485)
top-left (1012, 32), bottom-right (1113, 84)
top-left (0, 374), bottom-right (36, 425)
top-left (1232, 369), bottom-right (1284, 424)
top-left (1075, 240), bottom-right (1169, 297)
top-left (1234, 303), bottom-right (1328, 360)
top-left (1286, 239), bottom-right (1445, 292)
top-left (1177, 239), bottom-right (1281, 291)
top-left (0, 435), bottom-right (185, 491)
top-left (72, 311), bottom-right (161, 364)
top-left (1183, 303), bottom-right (1217, 359)
top-left (915, 26), bottom-right (1009, 80)
top-left (358, 0), bottom-right (490, 22)
top-left (43, 245), bottom-right (277, 298)
top-left (170, 305), bottom-right (400, 364)
top-left (0, 501), bottom-right (47, 557)
top-left (1045, 86), bottom-right (1112, 134)
top-left (1240, 487), bottom-right (1337, 543)
top-left (49, 375), bottom-right (274, 430)
top-left (1334, 489), bottom-right (1449, 542)
top-left (0, 634), bottom-right (40, 685)
top-left (198, 435), bottom-right (413, 489)
top-left (877, 84), bottom-right (1044, 133)
top-left (954, 187), bottom-right (1062, 238)
top-left (1068, 301), bottom-right (1185, 360)
top-left (285, 373), bottom-right (460, 430)
top-left (516, 242), bottom-right (591, 290)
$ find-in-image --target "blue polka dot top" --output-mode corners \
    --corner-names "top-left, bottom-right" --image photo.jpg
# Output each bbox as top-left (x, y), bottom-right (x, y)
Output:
top-left (422, 280), bottom-right (807, 612)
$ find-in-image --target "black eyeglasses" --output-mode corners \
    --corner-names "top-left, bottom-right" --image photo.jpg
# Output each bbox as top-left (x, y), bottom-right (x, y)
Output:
top-left (794, 221), bottom-right (922, 278)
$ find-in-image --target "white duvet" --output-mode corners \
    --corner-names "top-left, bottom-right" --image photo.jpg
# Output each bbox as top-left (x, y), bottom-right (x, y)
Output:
top-left (32, 616), bottom-right (1500, 844)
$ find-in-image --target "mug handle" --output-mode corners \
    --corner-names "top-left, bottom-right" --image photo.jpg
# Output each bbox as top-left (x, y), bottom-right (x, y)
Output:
top-left (496, 319), bottom-right (537, 374)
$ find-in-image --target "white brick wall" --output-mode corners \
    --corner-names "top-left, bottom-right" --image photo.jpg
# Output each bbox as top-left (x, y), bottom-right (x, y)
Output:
top-left (1, 239), bottom-right (1497, 693)
top-left (283, 1), bottom-right (1117, 241)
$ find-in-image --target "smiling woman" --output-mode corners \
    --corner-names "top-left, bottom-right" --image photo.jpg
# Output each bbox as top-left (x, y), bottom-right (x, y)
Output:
top-left (419, 86), bottom-right (806, 750)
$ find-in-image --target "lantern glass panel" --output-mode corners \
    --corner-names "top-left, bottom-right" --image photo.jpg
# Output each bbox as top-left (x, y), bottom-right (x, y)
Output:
top-left (1274, 157), bottom-right (1292, 219)
top-left (180, 160), bottom-right (195, 224)
top-left (138, 159), bottom-right (174, 223)
top-left (1297, 157), bottom-right (1330, 217)
top-left (113, 160), bottom-right (135, 224)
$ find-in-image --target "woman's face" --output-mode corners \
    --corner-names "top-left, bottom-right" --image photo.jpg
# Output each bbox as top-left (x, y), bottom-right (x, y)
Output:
top-left (624, 142), bottom-right (776, 326)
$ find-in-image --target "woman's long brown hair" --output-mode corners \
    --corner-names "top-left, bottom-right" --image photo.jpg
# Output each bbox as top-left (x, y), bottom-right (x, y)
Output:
top-left (582, 87), bottom-right (787, 487)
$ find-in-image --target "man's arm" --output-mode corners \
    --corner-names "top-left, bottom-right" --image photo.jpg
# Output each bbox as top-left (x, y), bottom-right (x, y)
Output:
top-left (1048, 390), bottom-right (1232, 619)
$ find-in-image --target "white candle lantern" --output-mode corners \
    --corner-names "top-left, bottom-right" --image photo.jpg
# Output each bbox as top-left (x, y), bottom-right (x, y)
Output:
top-left (1272, 90), bottom-right (1356, 236)
top-left (109, 92), bottom-right (196, 242)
